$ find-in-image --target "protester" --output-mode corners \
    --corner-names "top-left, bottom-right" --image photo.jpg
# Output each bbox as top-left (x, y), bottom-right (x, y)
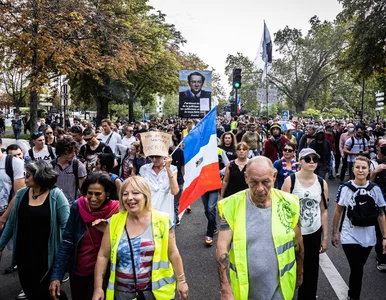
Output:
top-left (0, 160), bottom-right (69, 300)
top-left (51, 136), bottom-right (87, 205)
top-left (44, 126), bottom-right (57, 148)
top-left (220, 142), bottom-right (250, 199)
top-left (263, 123), bottom-right (290, 163)
top-left (218, 132), bottom-right (237, 161)
top-left (241, 123), bottom-right (260, 158)
top-left (132, 140), bottom-right (151, 175)
top-left (49, 172), bottom-right (119, 300)
top-left (217, 156), bottom-right (303, 300)
top-left (92, 176), bottom-right (188, 300)
top-left (309, 127), bottom-right (331, 179)
top-left (122, 125), bottom-right (137, 147)
top-left (97, 119), bottom-right (122, 157)
top-left (339, 123), bottom-right (355, 183)
top-left (95, 153), bottom-right (123, 197)
top-left (282, 148), bottom-right (328, 300)
top-left (140, 154), bottom-right (179, 226)
top-left (332, 156), bottom-right (386, 300)
top-left (119, 141), bottom-right (138, 180)
top-left (26, 131), bottom-right (56, 161)
top-left (273, 141), bottom-right (298, 189)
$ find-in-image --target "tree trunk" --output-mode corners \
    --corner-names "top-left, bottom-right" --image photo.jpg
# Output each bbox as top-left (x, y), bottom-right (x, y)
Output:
top-left (95, 96), bottom-right (109, 126)
top-left (296, 102), bottom-right (305, 113)
top-left (128, 91), bottom-right (135, 123)
top-left (29, 90), bottom-right (39, 133)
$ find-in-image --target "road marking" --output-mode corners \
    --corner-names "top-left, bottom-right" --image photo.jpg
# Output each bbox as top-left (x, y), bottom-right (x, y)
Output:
top-left (320, 252), bottom-right (348, 300)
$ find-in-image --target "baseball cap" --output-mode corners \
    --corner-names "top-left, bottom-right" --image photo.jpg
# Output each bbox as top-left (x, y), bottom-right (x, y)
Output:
top-left (299, 148), bottom-right (320, 159)
top-left (74, 117), bottom-right (81, 122)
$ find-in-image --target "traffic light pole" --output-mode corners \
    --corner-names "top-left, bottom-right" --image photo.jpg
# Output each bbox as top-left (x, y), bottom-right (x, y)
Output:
top-left (235, 89), bottom-right (238, 116)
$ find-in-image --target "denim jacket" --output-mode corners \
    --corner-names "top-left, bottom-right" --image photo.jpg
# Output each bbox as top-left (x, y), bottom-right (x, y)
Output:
top-left (50, 200), bottom-right (87, 281)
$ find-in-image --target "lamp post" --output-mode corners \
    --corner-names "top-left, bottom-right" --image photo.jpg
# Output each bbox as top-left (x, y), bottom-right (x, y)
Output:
top-left (360, 78), bottom-right (365, 122)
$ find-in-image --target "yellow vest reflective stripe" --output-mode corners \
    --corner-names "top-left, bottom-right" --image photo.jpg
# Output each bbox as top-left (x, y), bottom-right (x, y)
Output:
top-left (106, 210), bottom-right (176, 300)
top-left (218, 189), bottom-right (299, 300)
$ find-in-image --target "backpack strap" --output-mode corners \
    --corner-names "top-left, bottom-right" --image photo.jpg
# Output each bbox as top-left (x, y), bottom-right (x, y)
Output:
top-left (317, 176), bottom-right (328, 209)
top-left (72, 158), bottom-right (79, 200)
top-left (28, 148), bottom-right (35, 161)
top-left (5, 155), bottom-right (14, 203)
top-left (339, 206), bottom-right (346, 232)
top-left (290, 173), bottom-right (296, 193)
top-left (277, 159), bottom-right (282, 171)
top-left (47, 145), bottom-right (55, 160)
top-left (343, 181), bottom-right (357, 192)
top-left (105, 132), bottom-right (114, 145)
top-left (365, 182), bottom-right (376, 191)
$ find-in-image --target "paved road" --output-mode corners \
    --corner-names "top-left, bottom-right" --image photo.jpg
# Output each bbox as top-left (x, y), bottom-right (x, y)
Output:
top-left (1, 177), bottom-right (386, 299)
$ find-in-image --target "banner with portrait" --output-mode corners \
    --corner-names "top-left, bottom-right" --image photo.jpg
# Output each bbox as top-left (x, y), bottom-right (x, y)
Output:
top-left (178, 70), bottom-right (212, 118)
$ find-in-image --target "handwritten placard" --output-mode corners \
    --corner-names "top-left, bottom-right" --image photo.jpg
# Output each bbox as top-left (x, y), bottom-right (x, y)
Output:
top-left (140, 132), bottom-right (172, 157)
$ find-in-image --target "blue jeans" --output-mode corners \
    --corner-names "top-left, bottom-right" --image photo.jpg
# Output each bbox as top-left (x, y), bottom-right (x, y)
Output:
top-left (13, 129), bottom-right (21, 140)
top-left (201, 190), bottom-right (218, 238)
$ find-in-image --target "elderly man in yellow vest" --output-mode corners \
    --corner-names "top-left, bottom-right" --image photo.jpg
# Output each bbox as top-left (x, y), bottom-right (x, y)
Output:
top-left (216, 156), bottom-right (304, 300)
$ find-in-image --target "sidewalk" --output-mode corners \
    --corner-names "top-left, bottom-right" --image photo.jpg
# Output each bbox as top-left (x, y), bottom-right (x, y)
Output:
top-left (1, 138), bottom-right (30, 153)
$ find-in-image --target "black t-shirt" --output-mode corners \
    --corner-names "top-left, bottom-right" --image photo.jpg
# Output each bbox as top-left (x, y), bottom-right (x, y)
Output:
top-left (80, 142), bottom-right (113, 173)
top-left (169, 148), bottom-right (185, 185)
top-left (220, 145), bottom-right (237, 161)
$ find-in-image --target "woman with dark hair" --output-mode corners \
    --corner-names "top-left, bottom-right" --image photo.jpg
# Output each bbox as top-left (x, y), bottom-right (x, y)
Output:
top-left (273, 141), bottom-right (298, 189)
top-left (44, 126), bottom-right (57, 148)
top-left (0, 160), bottom-right (69, 300)
top-left (95, 153), bottom-right (123, 195)
top-left (120, 141), bottom-right (139, 180)
top-left (220, 142), bottom-right (250, 200)
top-left (50, 171), bottom-right (119, 300)
top-left (218, 132), bottom-right (237, 161)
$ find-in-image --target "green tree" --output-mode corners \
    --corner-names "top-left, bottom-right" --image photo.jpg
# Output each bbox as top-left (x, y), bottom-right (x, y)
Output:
top-left (269, 16), bottom-right (347, 113)
top-left (162, 94), bottom-right (178, 118)
top-left (337, 0), bottom-right (386, 80)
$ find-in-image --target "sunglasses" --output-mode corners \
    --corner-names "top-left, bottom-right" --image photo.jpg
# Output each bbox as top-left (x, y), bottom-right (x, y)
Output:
top-left (84, 137), bottom-right (93, 142)
top-left (25, 172), bottom-right (32, 178)
top-left (45, 132), bottom-right (53, 135)
top-left (32, 131), bottom-right (43, 138)
top-left (283, 148), bottom-right (294, 153)
top-left (149, 155), bottom-right (162, 159)
top-left (303, 156), bottom-right (319, 163)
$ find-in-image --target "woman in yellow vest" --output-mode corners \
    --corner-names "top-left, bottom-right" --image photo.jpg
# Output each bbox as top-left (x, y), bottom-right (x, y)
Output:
top-left (92, 176), bottom-right (188, 300)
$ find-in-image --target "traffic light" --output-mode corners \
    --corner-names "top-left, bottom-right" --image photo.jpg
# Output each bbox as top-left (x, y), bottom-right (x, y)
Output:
top-left (233, 68), bottom-right (242, 89)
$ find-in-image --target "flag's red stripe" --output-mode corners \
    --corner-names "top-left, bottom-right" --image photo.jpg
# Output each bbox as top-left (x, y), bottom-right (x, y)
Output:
top-left (179, 163), bottom-right (221, 213)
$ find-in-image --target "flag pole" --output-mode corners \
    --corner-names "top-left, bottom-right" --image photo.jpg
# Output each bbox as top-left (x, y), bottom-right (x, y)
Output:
top-left (264, 21), bottom-right (269, 119)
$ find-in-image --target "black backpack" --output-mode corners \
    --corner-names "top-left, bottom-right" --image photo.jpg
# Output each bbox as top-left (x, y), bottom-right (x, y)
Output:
top-left (5, 155), bottom-right (14, 203)
top-left (341, 182), bottom-right (379, 228)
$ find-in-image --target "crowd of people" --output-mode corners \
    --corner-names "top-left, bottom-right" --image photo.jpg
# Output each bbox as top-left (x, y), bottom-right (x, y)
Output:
top-left (0, 112), bottom-right (386, 299)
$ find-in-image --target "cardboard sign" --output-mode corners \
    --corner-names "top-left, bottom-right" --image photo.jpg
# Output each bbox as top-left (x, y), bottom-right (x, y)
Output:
top-left (140, 132), bottom-right (172, 157)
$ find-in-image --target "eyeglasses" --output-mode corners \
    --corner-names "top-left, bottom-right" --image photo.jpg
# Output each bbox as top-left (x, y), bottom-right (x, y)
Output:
top-left (149, 155), bottom-right (162, 159)
top-left (303, 156), bottom-right (319, 163)
top-left (283, 148), bottom-right (294, 153)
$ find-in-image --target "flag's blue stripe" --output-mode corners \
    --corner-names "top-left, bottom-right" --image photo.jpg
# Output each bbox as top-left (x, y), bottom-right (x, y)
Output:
top-left (184, 107), bottom-right (217, 163)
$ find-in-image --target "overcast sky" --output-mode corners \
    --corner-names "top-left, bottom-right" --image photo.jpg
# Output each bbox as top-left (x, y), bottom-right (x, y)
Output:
top-left (149, 0), bottom-right (343, 91)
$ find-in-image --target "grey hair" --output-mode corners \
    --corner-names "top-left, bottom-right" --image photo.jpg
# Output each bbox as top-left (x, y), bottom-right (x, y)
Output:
top-left (246, 156), bottom-right (276, 175)
top-left (26, 160), bottom-right (58, 189)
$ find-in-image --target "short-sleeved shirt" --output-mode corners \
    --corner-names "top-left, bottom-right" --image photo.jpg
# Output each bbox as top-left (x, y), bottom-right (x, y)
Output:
top-left (80, 142), bottom-right (113, 174)
top-left (345, 136), bottom-right (368, 162)
top-left (169, 148), bottom-right (185, 185)
top-left (336, 180), bottom-right (386, 247)
top-left (0, 155), bottom-right (25, 215)
top-left (97, 132), bottom-right (122, 156)
top-left (26, 145), bottom-right (56, 161)
top-left (53, 158), bottom-right (87, 205)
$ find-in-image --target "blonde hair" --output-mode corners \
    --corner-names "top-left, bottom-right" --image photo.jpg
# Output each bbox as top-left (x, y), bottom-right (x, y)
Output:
top-left (119, 176), bottom-right (152, 212)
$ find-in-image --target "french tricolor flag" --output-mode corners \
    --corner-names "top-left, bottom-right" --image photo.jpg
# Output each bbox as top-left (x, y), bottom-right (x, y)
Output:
top-left (179, 107), bottom-right (222, 213)
top-left (237, 94), bottom-right (241, 113)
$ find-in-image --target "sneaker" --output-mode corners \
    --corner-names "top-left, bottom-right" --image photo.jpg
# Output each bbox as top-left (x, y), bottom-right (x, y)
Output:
top-left (61, 274), bottom-right (70, 283)
top-left (16, 289), bottom-right (26, 300)
top-left (214, 229), bottom-right (219, 235)
top-left (186, 207), bottom-right (192, 213)
top-left (205, 236), bottom-right (213, 247)
top-left (176, 220), bottom-right (181, 226)
top-left (377, 263), bottom-right (386, 272)
top-left (4, 265), bottom-right (17, 274)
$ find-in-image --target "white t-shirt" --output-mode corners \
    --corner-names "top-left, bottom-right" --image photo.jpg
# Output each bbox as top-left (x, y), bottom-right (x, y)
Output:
top-left (26, 145), bottom-right (56, 161)
top-left (122, 136), bottom-right (136, 147)
top-left (139, 163), bottom-right (177, 225)
top-left (97, 132), bottom-right (122, 155)
top-left (292, 174), bottom-right (322, 235)
top-left (0, 155), bottom-right (25, 214)
top-left (337, 180), bottom-right (386, 247)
